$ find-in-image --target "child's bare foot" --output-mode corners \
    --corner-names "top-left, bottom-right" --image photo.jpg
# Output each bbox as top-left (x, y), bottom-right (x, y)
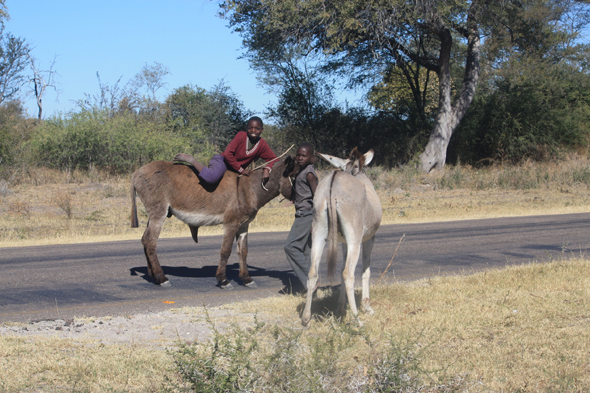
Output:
top-left (173, 153), bottom-right (194, 163)
top-left (173, 154), bottom-right (206, 172)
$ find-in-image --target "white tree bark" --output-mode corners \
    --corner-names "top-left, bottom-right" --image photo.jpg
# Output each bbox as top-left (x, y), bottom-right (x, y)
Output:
top-left (419, 11), bottom-right (481, 173)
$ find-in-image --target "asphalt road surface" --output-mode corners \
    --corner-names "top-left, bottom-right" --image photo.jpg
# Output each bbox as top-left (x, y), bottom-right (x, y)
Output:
top-left (1, 213), bottom-right (589, 323)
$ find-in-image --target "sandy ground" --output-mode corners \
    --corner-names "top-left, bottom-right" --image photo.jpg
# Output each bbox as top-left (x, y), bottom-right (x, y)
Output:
top-left (0, 306), bottom-right (271, 348)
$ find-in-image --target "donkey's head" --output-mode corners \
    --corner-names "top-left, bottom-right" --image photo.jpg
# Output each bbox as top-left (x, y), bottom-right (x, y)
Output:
top-left (277, 155), bottom-right (297, 201)
top-left (317, 147), bottom-right (375, 175)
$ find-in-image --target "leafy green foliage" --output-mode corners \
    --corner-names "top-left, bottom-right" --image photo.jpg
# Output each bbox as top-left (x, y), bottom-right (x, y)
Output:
top-left (450, 59), bottom-right (590, 164)
top-left (0, 32), bottom-right (30, 104)
top-left (0, 101), bottom-right (35, 177)
top-left (222, 0), bottom-right (590, 170)
top-left (165, 81), bottom-right (250, 162)
top-left (28, 109), bottom-right (190, 173)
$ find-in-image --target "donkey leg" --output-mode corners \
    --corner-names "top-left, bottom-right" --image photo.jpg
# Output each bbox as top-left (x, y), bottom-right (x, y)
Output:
top-left (361, 237), bottom-right (376, 315)
top-left (301, 211), bottom-right (328, 326)
top-left (141, 214), bottom-right (169, 286)
top-left (342, 241), bottom-right (362, 322)
top-left (336, 243), bottom-right (348, 318)
top-left (301, 237), bottom-right (325, 326)
top-left (216, 224), bottom-right (238, 289)
top-left (235, 224), bottom-right (256, 288)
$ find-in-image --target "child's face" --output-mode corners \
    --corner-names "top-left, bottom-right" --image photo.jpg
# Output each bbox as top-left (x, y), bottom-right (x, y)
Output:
top-left (247, 120), bottom-right (263, 140)
top-left (295, 147), bottom-right (313, 168)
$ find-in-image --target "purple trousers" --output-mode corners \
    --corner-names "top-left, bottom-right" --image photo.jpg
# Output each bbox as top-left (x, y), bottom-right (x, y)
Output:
top-left (199, 154), bottom-right (227, 184)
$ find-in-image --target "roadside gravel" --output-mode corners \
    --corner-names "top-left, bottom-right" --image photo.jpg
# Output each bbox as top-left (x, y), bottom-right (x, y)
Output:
top-left (0, 306), bottom-right (262, 348)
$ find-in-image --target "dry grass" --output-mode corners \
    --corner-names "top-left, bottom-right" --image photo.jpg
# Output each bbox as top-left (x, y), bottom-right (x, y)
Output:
top-left (0, 256), bottom-right (588, 391)
top-left (2, 156), bottom-right (590, 247)
top-left (0, 335), bottom-right (173, 392)
top-left (229, 257), bottom-right (590, 392)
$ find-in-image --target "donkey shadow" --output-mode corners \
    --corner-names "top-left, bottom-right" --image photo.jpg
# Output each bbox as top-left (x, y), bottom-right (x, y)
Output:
top-left (130, 263), bottom-right (301, 291)
top-left (294, 285), bottom-right (366, 320)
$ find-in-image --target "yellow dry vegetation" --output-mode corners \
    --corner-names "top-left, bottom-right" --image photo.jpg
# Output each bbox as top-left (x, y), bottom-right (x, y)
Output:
top-left (236, 258), bottom-right (590, 392)
top-left (1, 156), bottom-right (590, 247)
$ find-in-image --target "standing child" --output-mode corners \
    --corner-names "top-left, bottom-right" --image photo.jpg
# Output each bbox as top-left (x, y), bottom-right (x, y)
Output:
top-left (173, 116), bottom-right (277, 184)
top-left (284, 143), bottom-right (318, 291)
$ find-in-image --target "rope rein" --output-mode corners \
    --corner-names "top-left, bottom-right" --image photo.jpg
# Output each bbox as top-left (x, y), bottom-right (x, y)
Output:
top-left (238, 145), bottom-right (296, 193)
top-left (248, 144), bottom-right (295, 173)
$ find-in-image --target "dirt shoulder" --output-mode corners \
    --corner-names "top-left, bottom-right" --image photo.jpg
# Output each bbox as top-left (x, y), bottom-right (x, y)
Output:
top-left (0, 305), bottom-right (271, 348)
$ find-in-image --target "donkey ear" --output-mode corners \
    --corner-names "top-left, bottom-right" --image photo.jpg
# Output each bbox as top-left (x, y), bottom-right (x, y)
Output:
top-left (317, 152), bottom-right (350, 170)
top-left (363, 149), bottom-right (375, 166)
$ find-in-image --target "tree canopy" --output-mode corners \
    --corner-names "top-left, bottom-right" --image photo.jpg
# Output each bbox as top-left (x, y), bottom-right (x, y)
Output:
top-left (0, 32), bottom-right (30, 105)
top-left (221, 0), bottom-right (590, 171)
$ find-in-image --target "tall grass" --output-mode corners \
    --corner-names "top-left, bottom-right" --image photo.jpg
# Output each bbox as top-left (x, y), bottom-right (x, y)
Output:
top-left (169, 309), bottom-right (468, 392)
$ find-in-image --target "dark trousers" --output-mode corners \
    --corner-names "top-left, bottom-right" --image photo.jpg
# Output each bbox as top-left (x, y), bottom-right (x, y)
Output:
top-left (284, 210), bottom-right (313, 289)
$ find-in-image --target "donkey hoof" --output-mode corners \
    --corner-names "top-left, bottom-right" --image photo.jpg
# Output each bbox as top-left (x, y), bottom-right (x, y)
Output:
top-left (245, 280), bottom-right (257, 288)
top-left (220, 280), bottom-right (234, 290)
top-left (160, 280), bottom-right (171, 287)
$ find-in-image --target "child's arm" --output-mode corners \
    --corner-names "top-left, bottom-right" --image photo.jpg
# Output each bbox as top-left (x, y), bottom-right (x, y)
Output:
top-left (258, 140), bottom-right (278, 170)
top-left (223, 133), bottom-right (247, 174)
top-left (258, 140), bottom-right (278, 181)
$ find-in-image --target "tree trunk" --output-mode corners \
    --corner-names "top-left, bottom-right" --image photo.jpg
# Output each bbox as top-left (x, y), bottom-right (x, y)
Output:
top-left (419, 13), bottom-right (481, 173)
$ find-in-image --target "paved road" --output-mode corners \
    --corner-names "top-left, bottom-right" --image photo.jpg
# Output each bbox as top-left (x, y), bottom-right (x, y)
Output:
top-left (1, 213), bottom-right (589, 323)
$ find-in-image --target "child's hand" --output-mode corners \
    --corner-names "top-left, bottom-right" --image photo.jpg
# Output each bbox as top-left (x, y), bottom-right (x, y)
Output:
top-left (262, 167), bottom-right (270, 184)
top-left (241, 168), bottom-right (252, 176)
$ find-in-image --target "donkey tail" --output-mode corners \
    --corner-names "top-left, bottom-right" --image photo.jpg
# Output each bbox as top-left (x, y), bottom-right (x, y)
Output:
top-left (130, 180), bottom-right (139, 228)
top-left (327, 171), bottom-right (339, 278)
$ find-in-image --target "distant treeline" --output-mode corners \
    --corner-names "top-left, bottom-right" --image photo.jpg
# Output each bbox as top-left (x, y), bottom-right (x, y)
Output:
top-left (1, 57), bottom-right (590, 181)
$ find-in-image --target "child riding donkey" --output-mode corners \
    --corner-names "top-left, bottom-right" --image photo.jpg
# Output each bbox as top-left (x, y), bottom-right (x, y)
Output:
top-left (174, 116), bottom-right (277, 185)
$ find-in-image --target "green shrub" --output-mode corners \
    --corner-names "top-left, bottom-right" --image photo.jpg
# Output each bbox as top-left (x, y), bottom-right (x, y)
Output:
top-left (28, 109), bottom-right (191, 173)
top-left (169, 310), bottom-right (465, 392)
top-left (450, 62), bottom-right (590, 165)
top-left (0, 101), bottom-right (36, 179)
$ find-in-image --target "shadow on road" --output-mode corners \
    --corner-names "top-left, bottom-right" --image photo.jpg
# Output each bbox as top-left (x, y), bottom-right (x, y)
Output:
top-left (129, 263), bottom-right (302, 293)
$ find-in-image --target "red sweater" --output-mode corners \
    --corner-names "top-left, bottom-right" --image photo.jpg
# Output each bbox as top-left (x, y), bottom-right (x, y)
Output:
top-left (222, 131), bottom-right (278, 173)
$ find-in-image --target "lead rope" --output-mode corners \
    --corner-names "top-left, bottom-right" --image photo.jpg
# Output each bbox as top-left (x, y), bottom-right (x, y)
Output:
top-left (238, 144), bottom-right (295, 192)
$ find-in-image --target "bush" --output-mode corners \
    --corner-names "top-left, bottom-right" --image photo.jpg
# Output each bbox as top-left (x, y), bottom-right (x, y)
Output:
top-left (0, 101), bottom-right (36, 180)
top-left (169, 310), bottom-right (465, 393)
top-left (28, 109), bottom-right (191, 173)
top-left (450, 62), bottom-right (590, 165)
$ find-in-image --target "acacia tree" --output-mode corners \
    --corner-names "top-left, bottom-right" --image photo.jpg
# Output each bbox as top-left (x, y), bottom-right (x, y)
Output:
top-left (221, 0), bottom-right (590, 171)
top-left (0, 1), bottom-right (8, 29)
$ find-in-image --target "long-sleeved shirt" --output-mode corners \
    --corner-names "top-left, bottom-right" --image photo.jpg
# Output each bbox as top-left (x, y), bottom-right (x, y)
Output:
top-left (222, 131), bottom-right (278, 173)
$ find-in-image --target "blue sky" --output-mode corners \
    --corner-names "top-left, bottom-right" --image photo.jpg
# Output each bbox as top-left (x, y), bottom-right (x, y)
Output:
top-left (4, 0), bottom-right (299, 119)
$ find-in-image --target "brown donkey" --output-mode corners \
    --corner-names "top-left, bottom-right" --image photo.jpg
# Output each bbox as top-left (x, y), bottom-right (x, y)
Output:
top-left (301, 148), bottom-right (382, 325)
top-left (131, 157), bottom-right (296, 289)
